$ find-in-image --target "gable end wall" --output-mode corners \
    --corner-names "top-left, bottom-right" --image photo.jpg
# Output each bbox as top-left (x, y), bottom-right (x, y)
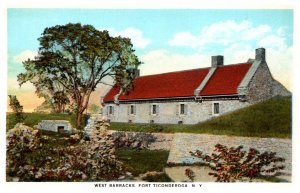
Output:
top-left (246, 62), bottom-right (291, 103)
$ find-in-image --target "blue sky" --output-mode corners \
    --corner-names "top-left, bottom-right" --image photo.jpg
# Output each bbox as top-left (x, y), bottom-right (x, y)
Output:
top-left (7, 9), bottom-right (293, 111)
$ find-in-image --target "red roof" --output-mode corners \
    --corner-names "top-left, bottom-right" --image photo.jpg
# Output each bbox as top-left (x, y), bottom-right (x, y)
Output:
top-left (103, 68), bottom-right (209, 101)
top-left (200, 63), bottom-right (252, 96)
top-left (103, 63), bottom-right (252, 102)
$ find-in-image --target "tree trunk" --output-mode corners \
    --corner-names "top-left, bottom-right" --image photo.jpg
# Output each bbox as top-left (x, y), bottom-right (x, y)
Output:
top-left (75, 90), bottom-right (92, 129)
top-left (76, 111), bottom-right (83, 129)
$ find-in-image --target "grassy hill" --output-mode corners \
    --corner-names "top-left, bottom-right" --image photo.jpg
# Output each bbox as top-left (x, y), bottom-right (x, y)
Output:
top-left (191, 96), bottom-right (291, 138)
top-left (6, 113), bottom-right (88, 130)
top-left (110, 96), bottom-right (292, 138)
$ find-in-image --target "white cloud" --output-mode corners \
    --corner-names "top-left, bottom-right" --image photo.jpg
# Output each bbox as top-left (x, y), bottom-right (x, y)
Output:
top-left (168, 32), bottom-right (199, 48)
top-left (140, 49), bottom-right (210, 75)
top-left (258, 35), bottom-right (287, 50)
top-left (265, 46), bottom-right (293, 90)
top-left (277, 27), bottom-right (286, 37)
top-left (168, 20), bottom-right (272, 50)
top-left (103, 27), bottom-right (151, 49)
top-left (140, 42), bottom-right (292, 90)
top-left (243, 25), bottom-right (271, 40)
top-left (13, 50), bottom-right (38, 64)
top-left (167, 20), bottom-right (292, 90)
top-left (223, 43), bottom-right (254, 64)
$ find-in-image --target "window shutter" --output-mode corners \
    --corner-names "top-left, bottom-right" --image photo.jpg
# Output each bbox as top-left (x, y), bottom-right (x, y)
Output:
top-left (184, 104), bottom-right (188, 115)
top-left (149, 104), bottom-right (151, 115)
top-left (112, 106), bottom-right (115, 115)
top-left (106, 107), bottom-right (108, 116)
top-left (157, 105), bottom-right (159, 114)
top-left (176, 104), bottom-right (179, 116)
top-left (127, 105), bottom-right (130, 115)
top-left (134, 105), bottom-right (136, 115)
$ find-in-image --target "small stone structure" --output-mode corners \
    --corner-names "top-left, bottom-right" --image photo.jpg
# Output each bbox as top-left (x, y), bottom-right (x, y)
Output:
top-left (35, 120), bottom-right (73, 133)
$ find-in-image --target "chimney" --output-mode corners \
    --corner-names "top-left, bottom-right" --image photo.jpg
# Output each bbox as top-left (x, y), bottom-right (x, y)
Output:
top-left (255, 48), bottom-right (265, 62)
top-left (211, 55), bottom-right (224, 67)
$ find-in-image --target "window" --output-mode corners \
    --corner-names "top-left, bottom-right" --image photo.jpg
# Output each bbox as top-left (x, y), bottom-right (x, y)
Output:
top-left (108, 106), bottom-right (114, 115)
top-left (213, 103), bottom-right (220, 115)
top-left (178, 121), bottom-right (183, 124)
top-left (149, 104), bottom-right (159, 115)
top-left (128, 120), bottom-right (132, 123)
top-left (180, 104), bottom-right (187, 115)
top-left (130, 105), bottom-right (135, 115)
top-left (152, 104), bottom-right (157, 115)
top-left (150, 120), bottom-right (154, 124)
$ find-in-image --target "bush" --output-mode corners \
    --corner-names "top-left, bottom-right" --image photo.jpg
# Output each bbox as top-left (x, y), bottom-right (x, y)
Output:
top-left (6, 123), bottom-right (41, 178)
top-left (190, 144), bottom-right (285, 182)
top-left (6, 122), bottom-right (125, 181)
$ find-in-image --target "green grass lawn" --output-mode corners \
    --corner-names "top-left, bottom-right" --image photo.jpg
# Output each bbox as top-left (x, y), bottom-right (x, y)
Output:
top-left (116, 148), bottom-right (172, 181)
top-left (6, 112), bottom-right (88, 130)
top-left (110, 97), bottom-right (291, 138)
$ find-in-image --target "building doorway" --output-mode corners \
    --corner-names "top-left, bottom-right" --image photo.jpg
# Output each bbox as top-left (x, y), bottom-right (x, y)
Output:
top-left (57, 126), bottom-right (65, 133)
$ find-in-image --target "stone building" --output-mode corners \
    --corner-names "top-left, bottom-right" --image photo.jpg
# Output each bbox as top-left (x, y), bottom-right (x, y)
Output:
top-left (102, 48), bottom-right (290, 124)
top-left (35, 120), bottom-right (74, 133)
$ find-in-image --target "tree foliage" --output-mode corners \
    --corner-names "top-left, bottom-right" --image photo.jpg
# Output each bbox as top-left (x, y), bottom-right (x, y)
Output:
top-left (88, 104), bottom-right (101, 114)
top-left (8, 95), bottom-right (24, 123)
top-left (190, 144), bottom-right (285, 182)
top-left (18, 23), bottom-right (140, 128)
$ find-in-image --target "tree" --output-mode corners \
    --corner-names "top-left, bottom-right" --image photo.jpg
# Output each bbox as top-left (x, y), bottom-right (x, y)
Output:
top-left (18, 23), bottom-right (141, 128)
top-left (8, 95), bottom-right (24, 123)
top-left (52, 91), bottom-right (70, 113)
top-left (88, 104), bottom-right (101, 114)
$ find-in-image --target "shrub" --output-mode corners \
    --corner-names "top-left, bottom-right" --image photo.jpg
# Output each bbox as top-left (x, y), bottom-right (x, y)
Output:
top-left (190, 144), bottom-right (285, 182)
top-left (6, 123), bottom-right (41, 178)
top-left (6, 122), bottom-right (125, 181)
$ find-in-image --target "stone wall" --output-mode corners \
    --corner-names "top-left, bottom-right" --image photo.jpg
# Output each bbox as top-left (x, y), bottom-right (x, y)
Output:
top-left (167, 133), bottom-right (292, 177)
top-left (272, 80), bottom-right (291, 97)
top-left (246, 62), bottom-right (291, 103)
top-left (246, 62), bottom-right (274, 103)
top-left (105, 100), bottom-right (250, 124)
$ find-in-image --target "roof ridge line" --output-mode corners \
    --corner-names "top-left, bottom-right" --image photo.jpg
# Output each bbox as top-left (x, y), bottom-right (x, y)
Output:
top-left (137, 67), bottom-right (210, 78)
top-left (138, 62), bottom-right (251, 78)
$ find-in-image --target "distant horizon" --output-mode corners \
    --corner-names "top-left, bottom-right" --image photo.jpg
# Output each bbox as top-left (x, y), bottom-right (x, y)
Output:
top-left (7, 9), bottom-right (293, 112)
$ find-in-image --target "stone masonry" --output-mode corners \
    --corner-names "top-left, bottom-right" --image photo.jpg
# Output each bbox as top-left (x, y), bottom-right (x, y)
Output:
top-left (105, 100), bottom-right (251, 124)
top-left (35, 120), bottom-right (73, 133)
top-left (167, 133), bottom-right (292, 177)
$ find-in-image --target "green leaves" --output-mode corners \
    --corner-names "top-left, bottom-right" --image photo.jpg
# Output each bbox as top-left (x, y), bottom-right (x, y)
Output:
top-left (8, 95), bottom-right (24, 123)
top-left (18, 23), bottom-right (141, 127)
